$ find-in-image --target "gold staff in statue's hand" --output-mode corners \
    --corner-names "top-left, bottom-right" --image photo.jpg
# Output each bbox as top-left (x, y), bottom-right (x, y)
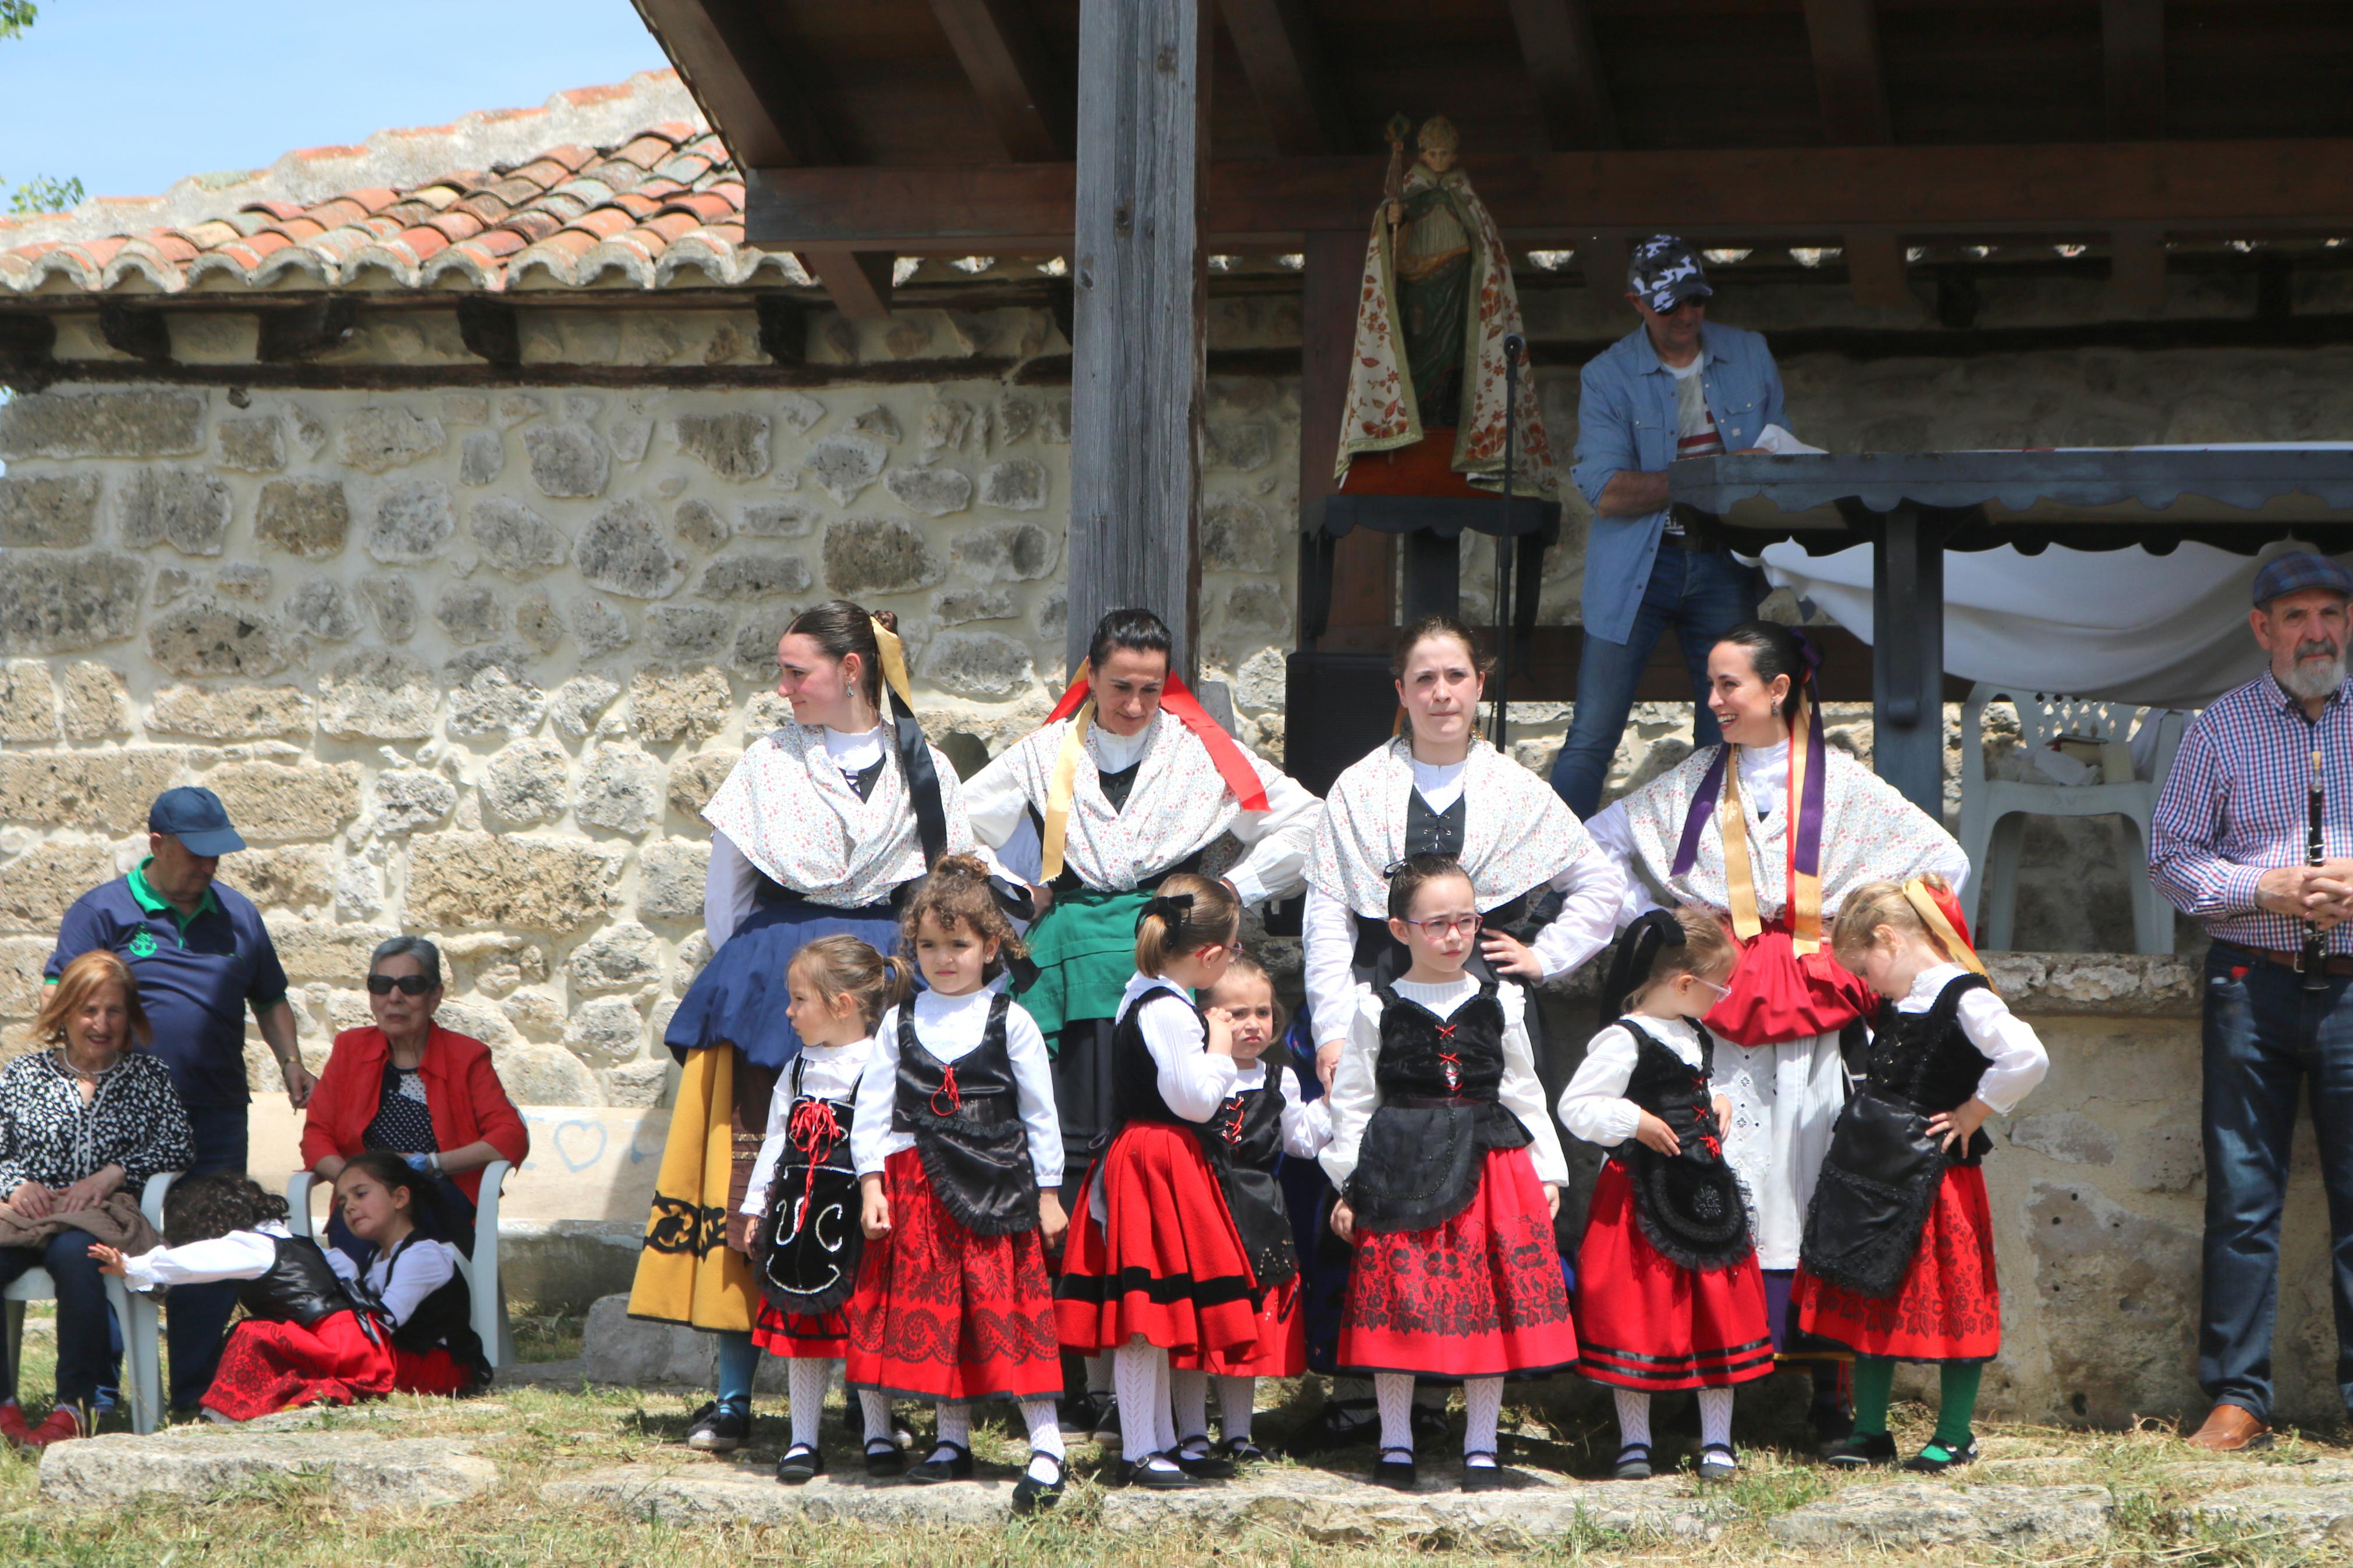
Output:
top-left (1383, 112), bottom-right (1412, 227)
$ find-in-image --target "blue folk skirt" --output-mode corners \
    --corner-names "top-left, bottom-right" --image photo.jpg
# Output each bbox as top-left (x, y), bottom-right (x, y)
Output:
top-left (664, 895), bottom-right (901, 1070)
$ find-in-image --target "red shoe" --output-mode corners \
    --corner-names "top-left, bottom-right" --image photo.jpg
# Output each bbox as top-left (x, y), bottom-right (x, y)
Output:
top-left (0, 1401), bottom-right (26, 1445)
top-left (22, 1403), bottom-right (85, 1448)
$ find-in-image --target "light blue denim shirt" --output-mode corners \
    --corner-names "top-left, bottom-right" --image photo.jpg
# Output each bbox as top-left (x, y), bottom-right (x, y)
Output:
top-left (1570, 321), bottom-right (1785, 645)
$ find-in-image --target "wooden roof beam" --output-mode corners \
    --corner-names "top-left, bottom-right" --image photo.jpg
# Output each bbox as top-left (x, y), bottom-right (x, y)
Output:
top-left (1801, 0), bottom-right (1891, 147)
top-left (744, 140), bottom-right (2353, 247)
top-left (631, 0), bottom-right (835, 167)
top-left (2103, 0), bottom-right (2166, 138)
top-left (1219, 0), bottom-right (1353, 155)
top-left (799, 247), bottom-right (896, 322)
top-left (928, 0), bottom-right (1071, 162)
top-left (1502, 0), bottom-right (1617, 151)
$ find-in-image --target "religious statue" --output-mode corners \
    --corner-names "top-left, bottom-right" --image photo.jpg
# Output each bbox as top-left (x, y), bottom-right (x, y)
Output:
top-left (1336, 114), bottom-right (1557, 497)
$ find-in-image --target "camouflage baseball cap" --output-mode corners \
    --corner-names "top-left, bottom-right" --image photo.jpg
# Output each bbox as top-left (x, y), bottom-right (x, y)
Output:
top-left (1627, 235), bottom-right (1713, 313)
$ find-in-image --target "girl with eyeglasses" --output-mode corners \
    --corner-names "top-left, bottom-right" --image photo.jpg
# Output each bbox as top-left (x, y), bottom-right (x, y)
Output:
top-left (1559, 906), bottom-right (1770, 1484)
top-left (1298, 615), bottom-right (1621, 1447)
top-left (1319, 854), bottom-right (1577, 1494)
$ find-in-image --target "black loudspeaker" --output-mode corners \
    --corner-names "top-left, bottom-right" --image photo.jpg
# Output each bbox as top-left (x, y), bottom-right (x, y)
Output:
top-left (1283, 650), bottom-right (1398, 800)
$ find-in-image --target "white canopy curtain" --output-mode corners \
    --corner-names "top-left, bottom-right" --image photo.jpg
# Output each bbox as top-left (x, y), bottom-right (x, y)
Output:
top-left (1757, 538), bottom-right (2344, 712)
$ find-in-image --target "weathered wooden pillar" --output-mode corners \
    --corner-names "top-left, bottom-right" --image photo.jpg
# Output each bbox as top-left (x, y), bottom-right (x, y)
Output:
top-left (1066, 0), bottom-right (1210, 678)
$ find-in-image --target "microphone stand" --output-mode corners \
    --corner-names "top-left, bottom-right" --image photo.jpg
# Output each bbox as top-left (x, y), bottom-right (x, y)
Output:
top-left (1492, 332), bottom-right (1525, 750)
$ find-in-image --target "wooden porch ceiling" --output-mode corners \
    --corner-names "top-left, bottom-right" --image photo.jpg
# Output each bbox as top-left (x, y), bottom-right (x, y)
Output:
top-left (633, 0), bottom-right (2353, 313)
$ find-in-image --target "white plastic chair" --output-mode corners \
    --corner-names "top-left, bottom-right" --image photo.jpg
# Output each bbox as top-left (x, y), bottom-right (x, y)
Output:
top-left (288, 1159), bottom-right (516, 1370)
top-left (2, 1170), bottom-right (180, 1435)
top-left (1957, 683), bottom-right (2188, 955)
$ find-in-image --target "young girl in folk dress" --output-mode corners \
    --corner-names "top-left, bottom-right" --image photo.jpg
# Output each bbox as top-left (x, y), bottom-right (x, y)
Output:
top-left (1323, 854), bottom-right (1579, 1492)
top-left (1056, 876), bottom-right (1262, 1488)
top-left (97, 1162), bottom-right (483, 1421)
top-left (1167, 953), bottom-right (1330, 1464)
top-left (847, 857), bottom-right (1070, 1514)
top-left (740, 935), bottom-right (911, 1484)
top-left (1560, 908), bottom-right (1774, 1482)
top-left (1798, 876), bottom-right (2046, 1472)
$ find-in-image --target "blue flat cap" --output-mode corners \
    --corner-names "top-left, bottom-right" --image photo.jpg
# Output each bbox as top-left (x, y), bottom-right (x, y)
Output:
top-left (147, 785), bottom-right (246, 856)
top-left (2253, 550), bottom-right (2353, 607)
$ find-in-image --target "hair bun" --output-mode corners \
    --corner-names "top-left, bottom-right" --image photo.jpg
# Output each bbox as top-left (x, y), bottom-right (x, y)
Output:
top-left (872, 609), bottom-right (899, 634)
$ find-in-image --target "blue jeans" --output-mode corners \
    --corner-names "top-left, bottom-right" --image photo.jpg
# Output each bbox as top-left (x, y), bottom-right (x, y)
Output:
top-left (2199, 945), bottom-right (2353, 1420)
top-left (1549, 546), bottom-right (1760, 819)
top-left (168, 1104), bottom-right (249, 1413)
top-left (0, 1230), bottom-right (115, 1407)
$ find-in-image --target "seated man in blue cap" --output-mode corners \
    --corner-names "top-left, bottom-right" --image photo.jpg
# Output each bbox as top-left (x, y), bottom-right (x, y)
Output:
top-left (2153, 549), bottom-right (2353, 1453)
top-left (45, 785), bottom-right (313, 1416)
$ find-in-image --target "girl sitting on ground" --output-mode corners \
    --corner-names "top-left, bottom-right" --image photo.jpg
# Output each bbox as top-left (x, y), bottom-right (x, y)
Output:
top-left (95, 1158), bottom-right (484, 1421)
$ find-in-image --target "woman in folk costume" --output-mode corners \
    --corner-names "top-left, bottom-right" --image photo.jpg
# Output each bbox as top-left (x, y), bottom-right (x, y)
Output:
top-left (966, 607), bottom-right (1316, 1427)
top-left (1585, 620), bottom-right (1969, 1442)
top-left (628, 600), bottom-right (973, 1456)
top-left (1299, 614), bottom-right (1620, 1446)
top-left (1801, 877), bottom-right (2045, 1473)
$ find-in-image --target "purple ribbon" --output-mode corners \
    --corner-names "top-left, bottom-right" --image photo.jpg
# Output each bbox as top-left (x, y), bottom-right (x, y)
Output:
top-left (1670, 638), bottom-right (1829, 892)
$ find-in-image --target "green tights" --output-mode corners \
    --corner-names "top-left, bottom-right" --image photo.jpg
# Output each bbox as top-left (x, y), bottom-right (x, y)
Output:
top-left (1850, 1357), bottom-right (1982, 1456)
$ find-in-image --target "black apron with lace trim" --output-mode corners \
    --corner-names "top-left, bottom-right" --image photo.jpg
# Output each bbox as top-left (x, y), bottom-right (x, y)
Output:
top-left (1346, 980), bottom-right (1531, 1235)
top-left (755, 1052), bottom-right (866, 1315)
top-left (1800, 974), bottom-right (1994, 1299)
top-left (1615, 1020), bottom-right (1752, 1272)
top-left (891, 993), bottom-right (1039, 1236)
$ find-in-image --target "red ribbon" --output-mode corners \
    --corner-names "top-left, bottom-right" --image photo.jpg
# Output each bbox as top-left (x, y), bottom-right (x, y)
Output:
top-left (787, 1098), bottom-right (843, 1160)
top-left (1046, 667), bottom-right (1269, 813)
top-left (930, 1064), bottom-right (961, 1118)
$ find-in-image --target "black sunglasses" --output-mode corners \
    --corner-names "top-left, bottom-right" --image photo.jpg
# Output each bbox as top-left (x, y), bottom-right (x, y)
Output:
top-left (366, 973), bottom-right (435, 996)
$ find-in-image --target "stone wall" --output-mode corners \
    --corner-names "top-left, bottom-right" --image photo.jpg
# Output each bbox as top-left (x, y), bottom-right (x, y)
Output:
top-left (0, 373), bottom-right (1301, 1094)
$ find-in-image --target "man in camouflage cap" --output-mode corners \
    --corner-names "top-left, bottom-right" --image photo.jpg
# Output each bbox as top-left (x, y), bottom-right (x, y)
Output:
top-left (1549, 236), bottom-right (1790, 817)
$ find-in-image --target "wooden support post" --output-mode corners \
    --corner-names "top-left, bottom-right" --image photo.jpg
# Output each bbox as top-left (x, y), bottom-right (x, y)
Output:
top-left (2109, 226), bottom-right (2168, 317)
top-left (453, 298), bottom-right (521, 367)
top-left (1871, 503), bottom-right (1948, 820)
top-left (2102, 0), bottom-right (2166, 138)
top-left (1503, 0), bottom-right (1617, 150)
top-left (1844, 232), bottom-right (1912, 308)
top-left (1067, 0), bottom-right (1209, 678)
top-left (799, 247), bottom-right (896, 321)
top-left (1298, 228), bottom-right (1389, 649)
top-left (1801, 0), bottom-right (1892, 145)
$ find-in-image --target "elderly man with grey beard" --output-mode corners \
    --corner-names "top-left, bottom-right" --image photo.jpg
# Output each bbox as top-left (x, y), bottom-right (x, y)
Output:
top-left (2152, 550), bottom-right (2353, 1452)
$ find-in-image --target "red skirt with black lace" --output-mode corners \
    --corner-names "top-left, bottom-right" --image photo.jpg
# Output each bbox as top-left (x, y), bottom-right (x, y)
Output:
top-left (844, 1147), bottom-right (1060, 1401)
top-left (201, 1309), bottom-right (396, 1421)
top-left (1794, 1164), bottom-right (2001, 1362)
top-left (1056, 1121), bottom-right (1261, 1357)
top-left (1169, 1275), bottom-right (1304, 1378)
top-left (1574, 1161), bottom-right (1775, 1391)
top-left (1337, 1146), bottom-right (1578, 1379)
top-left (753, 1303), bottom-right (850, 1360)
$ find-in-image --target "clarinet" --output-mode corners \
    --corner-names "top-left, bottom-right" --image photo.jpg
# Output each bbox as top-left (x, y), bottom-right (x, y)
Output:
top-left (2306, 746), bottom-right (2330, 991)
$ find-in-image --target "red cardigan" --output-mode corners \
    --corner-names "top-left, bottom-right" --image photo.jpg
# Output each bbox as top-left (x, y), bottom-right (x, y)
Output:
top-left (299, 1025), bottom-right (530, 1204)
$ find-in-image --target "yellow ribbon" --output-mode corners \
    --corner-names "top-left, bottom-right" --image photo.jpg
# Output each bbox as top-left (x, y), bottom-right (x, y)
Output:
top-left (1717, 752), bottom-right (1764, 942)
top-left (1903, 877), bottom-right (1990, 977)
top-left (868, 617), bottom-right (917, 719)
top-left (1039, 660), bottom-right (1095, 883)
top-left (1713, 696), bottom-right (1823, 952)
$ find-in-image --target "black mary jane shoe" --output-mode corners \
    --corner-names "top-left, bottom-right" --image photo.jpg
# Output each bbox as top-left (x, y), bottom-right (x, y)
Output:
top-left (905, 1441), bottom-right (974, 1484)
top-left (1220, 1434), bottom-right (1268, 1466)
top-left (1371, 1448), bottom-right (1418, 1491)
top-left (1010, 1451), bottom-right (1067, 1515)
top-left (1286, 1398), bottom-right (1376, 1455)
top-left (1174, 1439), bottom-right (1236, 1480)
top-left (1460, 1452), bottom-right (1509, 1493)
top-left (1125, 1452), bottom-right (1209, 1489)
top-left (775, 1443), bottom-right (826, 1485)
top-left (1696, 1443), bottom-right (1740, 1482)
top-left (1612, 1443), bottom-right (1653, 1481)
top-left (1902, 1438), bottom-right (1979, 1474)
top-left (864, 1439), bottom-right (906, 1478)
top-left (684, 1400), bottom-right (750, 1453)
top-left (1821, 1431), bottom-right (1899, 1469)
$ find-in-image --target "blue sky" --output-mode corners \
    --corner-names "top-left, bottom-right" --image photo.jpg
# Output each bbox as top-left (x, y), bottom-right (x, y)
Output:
top-left (0, 1), bottom-right (672, 201)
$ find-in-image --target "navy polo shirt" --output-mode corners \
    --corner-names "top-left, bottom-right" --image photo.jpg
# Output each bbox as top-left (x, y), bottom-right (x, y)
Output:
top-left (45, 858), bottom-right (289, 1110)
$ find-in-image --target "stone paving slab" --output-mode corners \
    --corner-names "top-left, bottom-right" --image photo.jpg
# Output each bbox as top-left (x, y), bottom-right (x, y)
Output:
top-left (40, 1430), bottom-right (498, 1511)
top-left (1766, 1481), bottom-right (2112, 1549)
top-left (2188, 1482), bottom-right (2353, 1546)
top-left (545, 1460), bottom-right (1723, 1539)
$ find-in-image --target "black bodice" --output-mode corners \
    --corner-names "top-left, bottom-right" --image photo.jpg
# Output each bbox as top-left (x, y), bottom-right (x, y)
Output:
top-left (1404, 787), bottom-right (1467, 858)
top-left (1861, 973), bottom-right (1996, 1160)
top-left (365, 1235), bottom-right (487, 1378)
top-left (1195, 1069), bottom-right (1299, 1290)
top-left (1620, 1021), bottom-right (1719, 1148)
top-left (239, 1235), bottom-right (361, 1328)
top-left (1112, 984), bottom-right (1204, 1127)
top-left (755, 1051), bottom-right (865, 1315)
top-left (1614, 1019), bottom-right (1752, 1270)
top-left (891, 994), bottom-right (1039, 1235)
top-left (1374, 980), bottom-right (1509, 1103)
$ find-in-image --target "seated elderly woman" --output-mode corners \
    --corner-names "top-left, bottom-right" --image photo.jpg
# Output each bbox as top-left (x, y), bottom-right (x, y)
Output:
top-left (0, 950), bottom-right (195, 1448)
top-left (300, 936), bottom-right (528, 1258)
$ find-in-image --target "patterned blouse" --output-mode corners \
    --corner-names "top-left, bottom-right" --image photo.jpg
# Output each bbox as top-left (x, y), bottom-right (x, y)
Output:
top-left (0, 1050), bottom-right (196, 1196)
